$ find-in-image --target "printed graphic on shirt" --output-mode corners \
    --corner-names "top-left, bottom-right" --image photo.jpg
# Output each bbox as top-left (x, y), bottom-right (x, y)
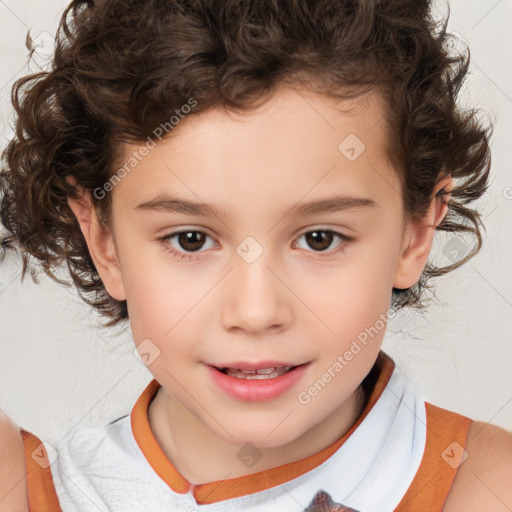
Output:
top-left (304, 490), bottom-right (361, 511)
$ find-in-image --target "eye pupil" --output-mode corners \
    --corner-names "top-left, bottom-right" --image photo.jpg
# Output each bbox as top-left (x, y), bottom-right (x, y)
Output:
top-left (179, 231), bottom-right (205, 251)
top-left (306, 231), bottom-right (333, 251)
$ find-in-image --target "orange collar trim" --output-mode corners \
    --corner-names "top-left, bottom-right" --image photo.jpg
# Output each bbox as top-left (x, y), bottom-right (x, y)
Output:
top-left (131, 351), bottom-right (395, 505)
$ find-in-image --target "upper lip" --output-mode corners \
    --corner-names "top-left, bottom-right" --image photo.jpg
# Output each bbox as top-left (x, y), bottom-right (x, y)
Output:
top-left (209, 361), bottom-right (305, 370)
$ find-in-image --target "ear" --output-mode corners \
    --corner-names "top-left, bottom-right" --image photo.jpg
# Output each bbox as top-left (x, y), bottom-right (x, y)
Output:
top-left (65, 176), bottom-right (126, 301)
top-left (393, 175), bottom-right (453, 290)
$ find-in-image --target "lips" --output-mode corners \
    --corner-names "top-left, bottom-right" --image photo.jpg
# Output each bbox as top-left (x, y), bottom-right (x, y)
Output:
top-left (217, 366), bottom-right (296, 379)
top-left (207, 362), bottom-right (309, 401)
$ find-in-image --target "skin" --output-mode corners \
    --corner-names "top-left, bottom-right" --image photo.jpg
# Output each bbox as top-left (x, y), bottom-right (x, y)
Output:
top-left (67, 85), bottom-right (457, 483)
top-left (1, 84), bottom-right (511, 512)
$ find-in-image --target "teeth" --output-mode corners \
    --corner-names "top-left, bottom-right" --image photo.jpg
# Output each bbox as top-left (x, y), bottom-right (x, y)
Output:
top-left (224, 366), bottom-right (293, 379)
top-left (256, 368), bottom-right (276, 375)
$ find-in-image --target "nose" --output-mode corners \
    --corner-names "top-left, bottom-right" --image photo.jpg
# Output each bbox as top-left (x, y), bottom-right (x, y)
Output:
top-left (220, 246), bottom-right (292, 336)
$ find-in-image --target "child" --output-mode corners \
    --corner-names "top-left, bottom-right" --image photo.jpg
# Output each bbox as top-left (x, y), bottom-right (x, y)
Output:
top-left (0, 0), bottom-right (511, 511)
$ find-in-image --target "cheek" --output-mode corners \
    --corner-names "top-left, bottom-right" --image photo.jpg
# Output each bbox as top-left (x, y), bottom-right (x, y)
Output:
top-left (301, 250), bottom-right (394, 337)
top-left (121, 250), bottom-right (214, 360)
top-left (323, 290), bottom-right (389, 358)
top-left (118, 244), bottom-right (183, 339)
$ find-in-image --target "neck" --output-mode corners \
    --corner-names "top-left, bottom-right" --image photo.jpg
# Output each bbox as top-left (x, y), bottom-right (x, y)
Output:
top-left (148, 383), bottom-right (367, 485)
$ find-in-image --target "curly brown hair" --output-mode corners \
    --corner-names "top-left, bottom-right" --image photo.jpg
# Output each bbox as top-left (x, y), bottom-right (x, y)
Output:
top-left (0, 0), bottom-right (492, 327)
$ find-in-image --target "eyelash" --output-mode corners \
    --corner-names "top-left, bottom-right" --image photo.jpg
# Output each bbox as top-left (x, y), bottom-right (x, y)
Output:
top-left (157, 228), bottom-right (352, 262)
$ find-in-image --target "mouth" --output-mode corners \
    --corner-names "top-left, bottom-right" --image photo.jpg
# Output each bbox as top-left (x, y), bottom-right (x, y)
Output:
top-left (207, 362), bottom-right (310, 401)
top-left (213, 365), bottom-right (299, 380)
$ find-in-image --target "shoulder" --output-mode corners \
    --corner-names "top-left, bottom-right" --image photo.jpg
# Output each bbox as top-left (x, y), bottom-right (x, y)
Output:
top-left (443, 420), bottom-right (512, 511)
top-left (0, 411), bottom-right (29, 512)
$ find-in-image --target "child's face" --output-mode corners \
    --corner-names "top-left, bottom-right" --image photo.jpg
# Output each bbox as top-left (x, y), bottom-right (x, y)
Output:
top-left (90, 86), bottom-right (429, 447)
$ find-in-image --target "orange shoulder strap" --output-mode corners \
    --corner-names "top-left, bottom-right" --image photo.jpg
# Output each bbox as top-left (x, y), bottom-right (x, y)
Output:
top-left (395, 402), bottom-right (472, 511)
top-left (19, 429), bottom-right (62, 512)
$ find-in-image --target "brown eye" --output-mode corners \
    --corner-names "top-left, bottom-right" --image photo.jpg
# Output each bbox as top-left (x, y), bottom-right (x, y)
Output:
top-left (304, 231), bottom-right (335, 251)
top-left (161, 230), bottom-right (215, 256)
top-left (294, 229), bottom-right (351, 258)
top-left (176, 231), bottom-right (207, 251)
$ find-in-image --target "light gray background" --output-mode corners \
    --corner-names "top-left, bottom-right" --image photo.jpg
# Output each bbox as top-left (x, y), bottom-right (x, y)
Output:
top-left (0, 0), bottom-right (511, 444)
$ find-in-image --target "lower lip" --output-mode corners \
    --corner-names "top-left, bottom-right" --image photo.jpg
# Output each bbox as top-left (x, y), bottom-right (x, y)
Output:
top-left (207, 364), bottom-right (309, 402)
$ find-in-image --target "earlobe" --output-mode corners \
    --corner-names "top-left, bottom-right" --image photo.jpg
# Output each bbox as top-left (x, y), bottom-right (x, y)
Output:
top-left (393, 176), bottom-right (453, 290)
top-left (65, 176), bottom-right (126, 301)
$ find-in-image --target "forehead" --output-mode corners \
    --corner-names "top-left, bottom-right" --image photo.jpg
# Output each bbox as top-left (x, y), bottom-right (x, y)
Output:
top-left (112, 85), bottom-right (402, 222)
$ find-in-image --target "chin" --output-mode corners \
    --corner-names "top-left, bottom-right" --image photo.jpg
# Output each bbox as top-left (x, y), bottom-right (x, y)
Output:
top-left (223, 418), bottom-right (309, 450)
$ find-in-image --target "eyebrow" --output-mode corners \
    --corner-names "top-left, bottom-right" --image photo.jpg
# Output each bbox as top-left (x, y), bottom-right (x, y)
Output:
top-left (135, 193), bottom-right (377, 219)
